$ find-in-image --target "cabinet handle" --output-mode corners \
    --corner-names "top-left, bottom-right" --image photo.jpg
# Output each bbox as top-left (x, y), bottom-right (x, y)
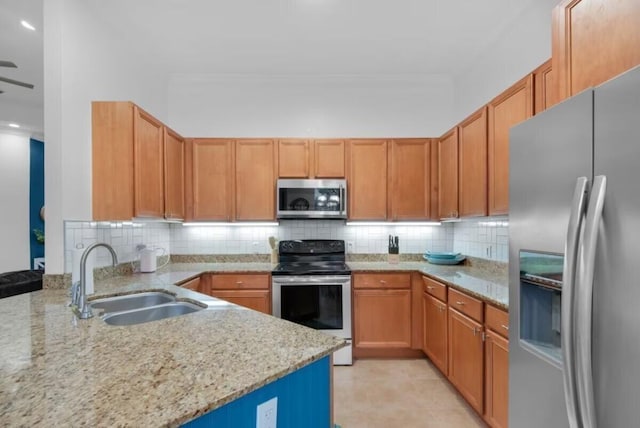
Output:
top-left (379, 280), bottom-right (386, 284)
top-left (236, 281), bottom-right (243, 285)
top-left (439, 306), bottom-right (445, 313)
top-left (501, 324), bottom-right (509, 331)
top-left (427, 286), bottom-right (434, 290)
top-left (455, 301), bottom-right (466, 306)
top-left (453, 210), bottom-right (459, 218)
top-left (473, 327), bottom-right (482, 336)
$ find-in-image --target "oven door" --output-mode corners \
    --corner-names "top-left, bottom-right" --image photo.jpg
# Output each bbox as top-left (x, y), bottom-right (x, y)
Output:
top-left (277, 179), bottom-right (347, 219)
top-left (272, 275), bottom-right (351, 340)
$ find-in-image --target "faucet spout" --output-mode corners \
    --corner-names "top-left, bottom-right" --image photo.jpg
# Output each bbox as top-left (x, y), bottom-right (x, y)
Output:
top-left (74, 242), bottom-right (118, 319)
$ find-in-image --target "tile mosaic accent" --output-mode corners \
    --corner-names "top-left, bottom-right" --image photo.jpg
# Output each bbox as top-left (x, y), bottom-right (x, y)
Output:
top-left (452, 218), bottom-right (509, 262)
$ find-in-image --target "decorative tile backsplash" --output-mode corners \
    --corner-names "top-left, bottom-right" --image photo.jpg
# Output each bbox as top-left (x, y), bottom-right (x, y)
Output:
top-left (63, 218), bottom-right (509, 269)
top-left (63, 221), bottom-right (171, 272)
top-left (170, 220), bottom-right (453, 255)
top-left (452, 219), bottom-right (509, 262)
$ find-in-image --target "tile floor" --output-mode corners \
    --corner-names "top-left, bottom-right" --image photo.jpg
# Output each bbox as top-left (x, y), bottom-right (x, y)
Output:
top-left (333, 359), bottom-right (486, 428)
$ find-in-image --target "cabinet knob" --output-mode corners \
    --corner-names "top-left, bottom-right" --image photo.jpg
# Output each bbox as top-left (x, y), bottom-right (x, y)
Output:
top-left (501, 324), bottom-right (509, 331)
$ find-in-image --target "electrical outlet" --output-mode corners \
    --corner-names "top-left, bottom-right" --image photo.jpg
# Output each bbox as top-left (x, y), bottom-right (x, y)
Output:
top-left (252, 241), bottom-right (259, 254)
top-left (256, 397), bottom-right (277, 428)
top-left (347, 241), bottom-right (354, 253)
top-left (135, 244), bottom-right (146, 251)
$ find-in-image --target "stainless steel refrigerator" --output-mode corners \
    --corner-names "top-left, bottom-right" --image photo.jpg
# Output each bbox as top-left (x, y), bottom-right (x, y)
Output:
top-left (509, 65), bottom-right (640, 428)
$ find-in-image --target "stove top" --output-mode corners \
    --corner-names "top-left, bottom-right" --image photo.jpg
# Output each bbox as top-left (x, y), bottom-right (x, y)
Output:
top-left (272, 239), bottom-right (350, 276)
top-left (272, 261), bottom-right (351, 276)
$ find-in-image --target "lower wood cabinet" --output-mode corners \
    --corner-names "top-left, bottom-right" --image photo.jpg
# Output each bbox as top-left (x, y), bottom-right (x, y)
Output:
top-left (180, 276), bottom-right (201, 292)
top-left (353, 273), bottom-right (413, 353)
top-left (422, 291), bottom-right (448, 375)
top-left (448, 307), bottom-right (485, 414)
top-left (485, 329), bottom-right (509, 428)
top-left (201, 273), bottom-right (271, 315)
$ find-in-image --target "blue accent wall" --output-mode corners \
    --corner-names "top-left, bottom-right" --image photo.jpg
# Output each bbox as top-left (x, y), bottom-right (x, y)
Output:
top-left (183, 356), bottom-right (331, 428)
top-left (29, 138), bottom-right (44, 267)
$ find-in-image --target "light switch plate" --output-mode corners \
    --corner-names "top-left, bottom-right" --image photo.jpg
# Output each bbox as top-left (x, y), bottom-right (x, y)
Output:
top-left (256, 396), bottom-right (278, 428)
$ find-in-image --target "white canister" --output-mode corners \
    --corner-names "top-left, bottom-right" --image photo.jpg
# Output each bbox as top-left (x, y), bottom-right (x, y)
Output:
top-left (139, 247), bottom-right (168, 273)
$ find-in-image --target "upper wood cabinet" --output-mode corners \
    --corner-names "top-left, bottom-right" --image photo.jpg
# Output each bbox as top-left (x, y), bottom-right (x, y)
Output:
top-left (187, 139), bottom-right (234, 221)
top-left (314, 139), bottom-right (345, 178)
top-left (488, 74), bottom-right (533, 215)
top-left (133, 106), bottom-right (165, 218)
top-left (93, 101), bottom-right (180, 221)
top-left (347, 139), bottom-right (388, 220)
top-left (389, 139), bottom-right (431, 220)
top-left (164, 128), bottom-right (185, 220)
top-left (533, 59), bottom-right (556, 114)
top-left (236, 139), bottom-right (277, 220)
top-left (458, 107), bottom-right (488, 218)
top-left (552, 0), bottom-right (640, 101)
top-left (278, 139), bottom-right (311, 178)
top-left (438, 128), bottom-right (459, 220)
top-left (277, 139), bottom-right (345, 178)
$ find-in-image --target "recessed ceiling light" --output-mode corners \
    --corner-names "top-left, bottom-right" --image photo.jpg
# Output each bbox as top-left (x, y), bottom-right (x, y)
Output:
top-left (20, 20), bottom-right (36, 31)
top-left (8, 123), bottom-right (20, 128)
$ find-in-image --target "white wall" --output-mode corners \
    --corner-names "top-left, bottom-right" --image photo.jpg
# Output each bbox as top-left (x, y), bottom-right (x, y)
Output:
top-left (453, 0), bottom-right (560, 123)
top-left (44, 0), bottom-right (170, 274)
top-left (168, 74), bottom-right (454, 137)
top-left (0, 132), bottom-right (31, 272)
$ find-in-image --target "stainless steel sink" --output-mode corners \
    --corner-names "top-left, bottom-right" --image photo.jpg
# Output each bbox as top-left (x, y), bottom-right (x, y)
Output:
top-left (89, 291), bottom-right (176, 314)
top-left (102, 302), bottom-right (204, 326)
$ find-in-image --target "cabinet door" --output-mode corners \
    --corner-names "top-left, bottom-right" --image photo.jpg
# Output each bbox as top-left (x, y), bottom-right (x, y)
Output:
top-left (389, 139), bottom-right (430, 220)
top-left (190, 139), bottom-right (234, 221)
top-left (236, 140), bottom-right (277, 220)
top-left (448, 308), bottom-right (484, 414)
top-left (429, 139), bottom-right (439, 221)
top-left (164, 128), bottom-right (185, 220)
top-left (278, 139), bottom-right (310, 178)
top-left (314, 139), bottom-right (345, 178)
top-left (211, 290), bottom-right (271, 314)
top-left (438, 128), bottom-right (459, 219)
top-left (533, 59), bottom-right (555, 114)
top-left (488, 75), bottom-right (533, 215)
top-left (552, 0), bottom-right (640, 101)
top-left (92, 102), bottom-right (135, 220)
top-left (485, 329), bottom-right (509, 428)
top-left (459, 107), bottom-right (488, 218)
top-left (133, 106), bottom-right (165, 218)
top-left (354, 289), bottom-right (411, 349)
top-left (347, 140), bottom-right (388, 220)
top-left (422, 292), bottom-right (448, 375)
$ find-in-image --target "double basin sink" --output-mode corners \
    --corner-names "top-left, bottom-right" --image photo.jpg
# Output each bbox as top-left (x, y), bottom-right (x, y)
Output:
top-left (89, 291), bottom-right (204, 326)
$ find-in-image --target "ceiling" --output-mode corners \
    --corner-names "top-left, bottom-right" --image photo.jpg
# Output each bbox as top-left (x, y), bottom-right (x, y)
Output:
top-left (0, 0), bottom-right (539, 134)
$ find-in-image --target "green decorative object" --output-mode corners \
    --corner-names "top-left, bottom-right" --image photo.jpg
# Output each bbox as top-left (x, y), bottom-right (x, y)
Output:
top-left (33, 228), bottom-right (45, 244)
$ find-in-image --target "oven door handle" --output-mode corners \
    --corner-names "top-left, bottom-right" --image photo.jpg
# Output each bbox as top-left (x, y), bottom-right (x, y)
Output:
top-left (272, 275), bottom-right (352, 284)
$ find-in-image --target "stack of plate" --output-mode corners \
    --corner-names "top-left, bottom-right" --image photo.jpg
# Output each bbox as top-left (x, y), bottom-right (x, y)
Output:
top-left (423, 251), bottom-right (466, 265)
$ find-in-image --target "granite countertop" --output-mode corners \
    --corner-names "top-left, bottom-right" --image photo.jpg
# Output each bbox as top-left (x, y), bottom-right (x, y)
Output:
top-left (0, 269), bottom-right (344, 427)
top-left (348, 261), bottom-right (509, 310)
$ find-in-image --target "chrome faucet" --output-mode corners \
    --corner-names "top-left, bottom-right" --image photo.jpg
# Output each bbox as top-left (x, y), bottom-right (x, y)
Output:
top-left (71, 242), bottom-right (118, 319)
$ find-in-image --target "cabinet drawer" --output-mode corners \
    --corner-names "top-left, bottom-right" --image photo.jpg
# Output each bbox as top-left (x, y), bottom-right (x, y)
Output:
top-left (353, 273), bottom-right (411, 289)
top-left (209, 274), bottom-right (270, 290)
top-left (485, 304), bottom-right (509, 339)
top-left (181, 276), bottom-right (201, 292)
top-left (422, 276), bottom-right (447, 302)
top-left (448, 288), bottom-right (483, 322)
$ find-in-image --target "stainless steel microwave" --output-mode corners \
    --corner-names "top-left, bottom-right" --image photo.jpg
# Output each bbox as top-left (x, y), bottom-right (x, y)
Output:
top-left (277, 179), bottom-right (347, 219)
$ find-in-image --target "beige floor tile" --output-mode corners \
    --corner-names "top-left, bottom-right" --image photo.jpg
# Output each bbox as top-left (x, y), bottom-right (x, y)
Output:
top-left (334, 359), bottom-right (486, 428)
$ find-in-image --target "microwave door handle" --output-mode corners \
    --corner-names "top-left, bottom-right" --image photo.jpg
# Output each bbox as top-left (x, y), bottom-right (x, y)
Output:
top-left (561, 176), bottom-right (589, 428)
top-left (575, 175), bottom-right (606, 428)
top-left (339, 184), bottom-right (345, 215)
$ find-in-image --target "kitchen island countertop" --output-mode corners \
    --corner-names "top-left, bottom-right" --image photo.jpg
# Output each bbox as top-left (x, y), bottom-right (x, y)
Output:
top-left (0, 268), bottom-right (344, 427)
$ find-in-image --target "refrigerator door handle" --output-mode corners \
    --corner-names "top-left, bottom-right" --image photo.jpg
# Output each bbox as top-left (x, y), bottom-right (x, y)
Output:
top-left (561, 176), bottom-right (589, 428)
top-left (575, 175), bottom-right (607, 428)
